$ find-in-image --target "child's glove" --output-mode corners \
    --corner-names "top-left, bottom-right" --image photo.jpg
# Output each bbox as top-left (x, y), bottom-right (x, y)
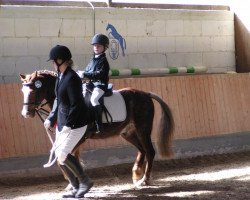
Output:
top-left (76, 70), bottom-right (85, 78)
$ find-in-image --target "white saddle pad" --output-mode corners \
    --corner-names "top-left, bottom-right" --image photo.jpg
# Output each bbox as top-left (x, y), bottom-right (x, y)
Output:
top-left (102, 91), bottom-right (127, 123)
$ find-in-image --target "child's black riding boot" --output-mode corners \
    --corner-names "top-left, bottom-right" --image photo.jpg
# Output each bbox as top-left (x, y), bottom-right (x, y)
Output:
top-left (63, 154), bottom-right (93, 198)
top-left (59, 164), bottom-right (79, 198)
top-left (94, 105), bottom-right (103, 133)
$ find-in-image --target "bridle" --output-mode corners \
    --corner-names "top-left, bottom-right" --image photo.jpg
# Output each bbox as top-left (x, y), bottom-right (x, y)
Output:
top-left (35, 101), bottom-right (51, 123)
top-left (22, 82), bottom-right (52, 123)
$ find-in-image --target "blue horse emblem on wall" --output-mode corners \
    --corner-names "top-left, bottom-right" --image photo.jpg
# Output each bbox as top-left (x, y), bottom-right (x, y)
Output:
top-left (106, 23), bottom-right (126, 59)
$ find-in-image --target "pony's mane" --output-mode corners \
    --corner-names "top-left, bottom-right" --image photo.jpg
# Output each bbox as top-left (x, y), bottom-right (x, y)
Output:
top-left (37, 70), bottom-right (57, 77)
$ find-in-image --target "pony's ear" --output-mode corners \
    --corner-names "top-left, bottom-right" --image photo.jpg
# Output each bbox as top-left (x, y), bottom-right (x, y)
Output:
top-left (19, 74), bottom-right (26, 81)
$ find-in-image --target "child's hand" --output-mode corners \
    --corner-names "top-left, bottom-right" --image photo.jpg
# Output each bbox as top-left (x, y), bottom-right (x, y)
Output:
top-left (76, 70), bottom-right (85, 78)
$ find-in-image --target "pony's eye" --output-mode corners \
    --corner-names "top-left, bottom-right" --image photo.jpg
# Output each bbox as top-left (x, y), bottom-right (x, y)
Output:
top-left (34, 80), bottom-right (42, 89)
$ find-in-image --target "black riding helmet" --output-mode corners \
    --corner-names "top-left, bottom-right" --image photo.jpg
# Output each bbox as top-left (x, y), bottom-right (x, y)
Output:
top-left (91, 34), bottom-right (109, 48)
top-left (47, 45), bottom-right (72, 62)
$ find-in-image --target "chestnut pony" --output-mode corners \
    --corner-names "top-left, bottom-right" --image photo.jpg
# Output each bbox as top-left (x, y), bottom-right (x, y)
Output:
top-left (20, 70), bottom-right (174, 186)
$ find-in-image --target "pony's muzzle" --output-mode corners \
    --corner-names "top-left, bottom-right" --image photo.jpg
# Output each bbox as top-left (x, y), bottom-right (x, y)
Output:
top-left (21, 107), bottom-right (35, 118)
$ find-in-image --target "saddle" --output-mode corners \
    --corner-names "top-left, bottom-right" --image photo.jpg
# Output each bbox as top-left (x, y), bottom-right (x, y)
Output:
top-left (83, 82), bottom-right (126, 124)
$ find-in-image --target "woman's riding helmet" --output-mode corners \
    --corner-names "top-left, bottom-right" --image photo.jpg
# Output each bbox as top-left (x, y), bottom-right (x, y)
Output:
top-left (47, 45), bottom-right (72, 62)
top-left (91, 34), bottom-right (109, 48)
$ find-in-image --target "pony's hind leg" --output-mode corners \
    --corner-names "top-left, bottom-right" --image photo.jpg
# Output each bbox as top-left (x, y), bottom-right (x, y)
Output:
top-left (132, 151), bottom-right (146, 184)
top-left (136, 136), bottom-right (155, 187)
top-left (134, 112), bottom-right (155, 186)
top-left (121, 130), bottom-right (146, 185)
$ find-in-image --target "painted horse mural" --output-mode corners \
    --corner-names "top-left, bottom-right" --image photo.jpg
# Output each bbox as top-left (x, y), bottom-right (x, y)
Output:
top-left (106, 23), bottom-right (126, 57)
top-left (20, 70), bottom-right (174, 187)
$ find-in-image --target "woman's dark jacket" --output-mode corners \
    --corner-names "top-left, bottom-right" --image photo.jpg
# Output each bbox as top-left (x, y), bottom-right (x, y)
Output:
top-left (48, 67), bottom-right (89, 132)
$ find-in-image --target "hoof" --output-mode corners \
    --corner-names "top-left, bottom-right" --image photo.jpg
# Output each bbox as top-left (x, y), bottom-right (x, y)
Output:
top-left (132, 167), bottom-right (144, 185)
top-left (65, 184), bottom-right (73, 191)
top-left (134, 175), bottom-right (150, 188)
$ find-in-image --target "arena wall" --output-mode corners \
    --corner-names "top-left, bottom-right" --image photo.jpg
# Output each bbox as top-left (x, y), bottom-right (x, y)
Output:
top-left (0, 5), bottom-right (235, 83)
top-left (1, 73), bottom-right (250, 160)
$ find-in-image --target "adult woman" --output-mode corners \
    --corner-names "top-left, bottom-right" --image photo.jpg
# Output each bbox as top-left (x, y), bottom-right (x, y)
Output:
top-left (44, 45), bottom-right (93, 198)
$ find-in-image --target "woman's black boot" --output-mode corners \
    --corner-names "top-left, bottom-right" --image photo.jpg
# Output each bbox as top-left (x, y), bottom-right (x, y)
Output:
top-left (63, 154), bottom-right (93, 198)
top-left (59, 164), bottom-right (79, 198)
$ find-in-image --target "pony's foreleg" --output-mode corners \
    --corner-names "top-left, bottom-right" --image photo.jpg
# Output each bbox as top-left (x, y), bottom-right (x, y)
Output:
top-left (73, 148), bottom-right (85, 167)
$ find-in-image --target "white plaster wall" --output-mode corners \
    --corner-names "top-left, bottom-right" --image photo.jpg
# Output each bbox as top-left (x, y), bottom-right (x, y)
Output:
top-left (0, 5), bottom-right (235, 83)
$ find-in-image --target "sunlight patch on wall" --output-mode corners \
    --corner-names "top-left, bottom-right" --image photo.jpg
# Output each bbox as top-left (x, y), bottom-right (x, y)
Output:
top-left (230, 1), bottom-right (250, 32)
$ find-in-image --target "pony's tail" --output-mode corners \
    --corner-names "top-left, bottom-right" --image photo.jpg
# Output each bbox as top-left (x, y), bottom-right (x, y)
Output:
top-left (150, 93), bottom-right (174, 158)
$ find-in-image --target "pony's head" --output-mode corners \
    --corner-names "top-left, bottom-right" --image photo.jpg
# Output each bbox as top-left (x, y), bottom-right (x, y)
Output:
top-left (20, 70), bottom-right (56, 118)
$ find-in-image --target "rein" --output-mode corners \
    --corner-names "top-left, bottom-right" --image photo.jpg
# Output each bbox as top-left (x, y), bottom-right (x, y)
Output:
top-left (35, 101), bottom-right (50, 123)
top-left (35, 101), bottom-right (58, 168)
top-left (35, 101), bottom-right (55, 145)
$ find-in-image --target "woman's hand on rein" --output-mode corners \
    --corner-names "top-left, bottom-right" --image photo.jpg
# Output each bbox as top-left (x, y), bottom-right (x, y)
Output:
top-left (44, 119), bottom-right (51, 130)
